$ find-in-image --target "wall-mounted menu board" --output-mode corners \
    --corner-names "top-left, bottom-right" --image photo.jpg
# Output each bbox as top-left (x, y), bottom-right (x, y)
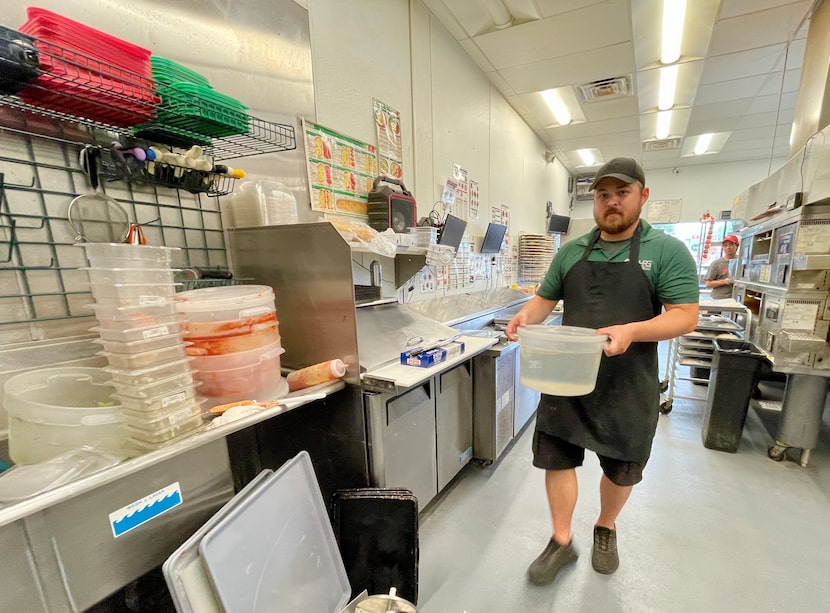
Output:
top-left (303, 119), bottom-right (377, 217)
top-left (646, 199), bottom-right (682, 224)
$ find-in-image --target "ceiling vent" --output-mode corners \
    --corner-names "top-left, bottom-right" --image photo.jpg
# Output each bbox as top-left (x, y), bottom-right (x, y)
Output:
top-left (577, 76), bottom-right (631, 102)
top-left (643, 138), bottom-right (681, 152)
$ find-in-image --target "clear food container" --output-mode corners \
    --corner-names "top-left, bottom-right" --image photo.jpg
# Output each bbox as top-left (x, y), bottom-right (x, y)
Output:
top-left (175, 285), bottom-right (275, 322)
top-left (92, 320), bottom-right (182, 343)
top-left (89, 282), bottom-right (179, 303)
top-left (100, 343), bottom-right (189, 370)
top-left (77, 242), bottom-right (178, 267)
top-left (93, 333), bottom-right (187, 355)
top-left (190, 340), bottom-right (283, 371)
top-left (114, 384), bottom-right (199, 415)
top-left (84, 267), bottom-right (178, 285)
top-left (123, 401), bottom-right (203, 431)
top-left (88, 301), bottom-right (178, 324)
top-left (111, 372), bottom-right (196, 399)
top-left (105, 358), bottom-right (194, 387)
top-left (123, 414), bottom-right (204, 443)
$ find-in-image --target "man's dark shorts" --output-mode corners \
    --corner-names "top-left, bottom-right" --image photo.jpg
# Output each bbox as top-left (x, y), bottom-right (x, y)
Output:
top-left (532, 430), bottom-right (646, 486)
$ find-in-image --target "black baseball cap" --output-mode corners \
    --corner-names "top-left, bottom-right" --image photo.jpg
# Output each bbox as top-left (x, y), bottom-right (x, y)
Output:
top-left (590, 157), bottom-right (646, 190)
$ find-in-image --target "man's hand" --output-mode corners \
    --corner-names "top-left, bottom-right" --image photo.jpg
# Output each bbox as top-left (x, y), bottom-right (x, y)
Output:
top-left (505, 311), bottom-right (529, 341)
top-left (596, 324), bottom-right (634, 356)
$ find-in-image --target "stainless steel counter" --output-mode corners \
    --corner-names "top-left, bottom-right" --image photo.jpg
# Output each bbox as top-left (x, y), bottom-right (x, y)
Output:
top-left (0, 381), bottom-right (344, 612)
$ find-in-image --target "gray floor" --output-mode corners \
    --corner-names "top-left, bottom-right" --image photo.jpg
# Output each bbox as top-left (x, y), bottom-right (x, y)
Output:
top-left (417, 367), bottom-right (830, 612)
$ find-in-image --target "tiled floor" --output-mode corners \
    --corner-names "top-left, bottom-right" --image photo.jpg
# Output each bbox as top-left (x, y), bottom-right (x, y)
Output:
top-left (417, 367), bottom-right (830, 612)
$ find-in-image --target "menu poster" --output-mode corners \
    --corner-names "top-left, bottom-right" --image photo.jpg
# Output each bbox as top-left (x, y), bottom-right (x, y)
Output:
top-left (304, 119), bottom-right (378, 216)
top-left (452, 164), bottom-right (469, 219)
top-left (646, 199), bottom-right (682, 224)
top-left (500, 204), bottom-right (511, 250)
top-left (373, 99), bottom-right (403, 181)
top-left (469, 179), bottom-right (480, 219)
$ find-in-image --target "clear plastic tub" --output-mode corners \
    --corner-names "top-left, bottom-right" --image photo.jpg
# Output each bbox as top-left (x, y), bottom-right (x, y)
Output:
top-left (3, 367), bottom-right (124, 464)
top-left (84, 267), bottom-right (177, 285)
top-left (114, 384), bottom-right (199, 415)
top-left (175, 285), bottom-right (275, 322)
top-left (77, 242), bottom-right (178, 267)
top-left (93, 333), bottom-right (187, 355)
top-left (89, 282), bottom-right (179, 302)
top-left (111, 372), bottom-right (196, 399)
top-left (88, 301), bottom-right (178, 324)
top-left (517, 325), bottom-right (609, 396)
top-left (196, 350), bottom-right (284, 401)
top-left (100, 343), bottom-right (189, 370)
top-left (92, 320), bottom-right (182, 342)
top-left (105, 358), bottom-right (194, 387)
top-left (123, 401), bottom-right (203, 431)
top-left (123, 428), bottom-right (200, 453)
top-left (123, 414), bottom-right (204, 444)
top-left (92, 313), bottom-right (179, 334)
top-left (190, 340), bottom-right (283, 371)
top-left (185, 324), bottom-right (280, 356)
top-left (180, 309), bottom-right (277, 340)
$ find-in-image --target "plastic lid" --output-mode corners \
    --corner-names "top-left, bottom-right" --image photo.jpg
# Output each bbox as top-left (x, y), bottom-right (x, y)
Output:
top-left (175, 285), bottom-right (275, 313)
top-left (518, 324), bottom-right (609, 344)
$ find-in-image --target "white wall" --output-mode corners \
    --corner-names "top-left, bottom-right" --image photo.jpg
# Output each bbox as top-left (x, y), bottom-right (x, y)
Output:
top-left (571, 158), bottom-right (786, 223)
top-left (309, 0), bottom-right (568, 249)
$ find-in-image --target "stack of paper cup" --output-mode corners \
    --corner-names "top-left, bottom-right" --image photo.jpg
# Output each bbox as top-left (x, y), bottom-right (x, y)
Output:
top-left (78, 243), bottom-right (204, 454)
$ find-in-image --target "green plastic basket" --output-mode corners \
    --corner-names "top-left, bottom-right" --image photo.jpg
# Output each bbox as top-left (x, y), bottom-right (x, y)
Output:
top-left (150, 56), bottom-right (210, 87)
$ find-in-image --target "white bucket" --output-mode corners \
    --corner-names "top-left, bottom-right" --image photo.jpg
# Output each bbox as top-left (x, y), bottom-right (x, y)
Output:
top-left (517, 325), bottom-right (608, 396)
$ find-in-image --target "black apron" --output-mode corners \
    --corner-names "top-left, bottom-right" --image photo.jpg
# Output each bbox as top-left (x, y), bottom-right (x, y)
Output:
top-left (535, 223), bottom-right (661, 463)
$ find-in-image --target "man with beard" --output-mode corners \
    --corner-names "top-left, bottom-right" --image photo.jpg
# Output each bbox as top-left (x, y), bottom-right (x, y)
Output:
top-left (506, 157), bottom-right (698, 584)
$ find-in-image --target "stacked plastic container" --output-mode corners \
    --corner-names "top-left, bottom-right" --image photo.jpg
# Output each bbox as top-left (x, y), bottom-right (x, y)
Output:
top-left (18, 7), bottom-right (158, 127)
top-left (79, 243), bottom-right (204, 454)
top-left (175, 286), bottom-right (287, 410)
top-left (408, 226), bottom-right (438, 248)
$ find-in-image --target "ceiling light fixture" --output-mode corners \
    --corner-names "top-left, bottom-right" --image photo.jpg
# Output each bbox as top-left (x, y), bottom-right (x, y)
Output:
top-left (656, 111), bottom-right (671, 140)
top-left (577, 149), bottom-right (595, 166)
top-left (658, 64), bottom-right (678, 111)
top-left (695, 133), bottom-right (713, 155)
top-left (541, 89), bottom-right (572, 126)
top-left (661, 0), bottom-right (686, 64)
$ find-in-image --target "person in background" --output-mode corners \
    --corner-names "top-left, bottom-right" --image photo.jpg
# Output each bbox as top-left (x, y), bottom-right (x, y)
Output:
top-left (705, 234), bottom-right (739, 299)
top-left (505, 157), bottom-right (699, 585)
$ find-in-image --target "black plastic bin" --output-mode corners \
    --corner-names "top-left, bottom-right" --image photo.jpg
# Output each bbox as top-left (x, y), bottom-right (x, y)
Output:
top-left (702, 338), bottom-right (769, 452)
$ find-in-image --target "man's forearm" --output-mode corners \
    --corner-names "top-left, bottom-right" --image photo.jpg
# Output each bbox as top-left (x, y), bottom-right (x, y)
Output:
top-left (627, 303), bottom-right (698, 342)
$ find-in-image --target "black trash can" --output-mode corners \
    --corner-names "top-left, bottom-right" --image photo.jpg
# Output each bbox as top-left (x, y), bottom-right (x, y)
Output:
top-left (702, 338), bottom-right (769, 453)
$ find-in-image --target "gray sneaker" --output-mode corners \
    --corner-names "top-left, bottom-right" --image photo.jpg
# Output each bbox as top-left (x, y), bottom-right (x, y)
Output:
top-left (527, 538), bottom-right (578, 585)
top-left (592, 526), bottom-right (619, 574)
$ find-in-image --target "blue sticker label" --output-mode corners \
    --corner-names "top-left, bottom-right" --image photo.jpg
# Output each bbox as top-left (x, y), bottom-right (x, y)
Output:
top-left (109, 482), bottom-right (183, 538)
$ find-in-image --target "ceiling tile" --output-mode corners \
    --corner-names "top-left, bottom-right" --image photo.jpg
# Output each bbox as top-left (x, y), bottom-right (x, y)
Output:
top-left (473, 0), bottom-right (630, 69)
top-left (686, 117), bottom-right (748, 135)
top-left (708, 2), bottom-right (812, 57)
top-left (502, 0), bottom-right (543, 22)
top-left (534, 0), bottom-right (605, 18)
top-left (500, 42), bottom-right (635, 94)
top-left (772, 36), bottom-right (806, 71)
top-left (688, 99), bottom-right (754, 123)
top-left (755, 69), bottom-right (801, 96)
top-left (694, 75), bottom-right (768, 105)
top-left (718, 0), bottom-right (810, 20)
top-left (746, 90), bottom-right (798, 114)
top-left (581, 96), bottom-right (640, 123)
top-left (546, 116), bottom-right (640, 140)
top-left (632, 0), bottom-right (720, 69)
top-left (699, 45), bottom-right (785, 84)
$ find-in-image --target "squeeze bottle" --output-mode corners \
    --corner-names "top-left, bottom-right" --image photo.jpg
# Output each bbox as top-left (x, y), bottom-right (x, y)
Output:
top-left (286, 359), bottom-right (347, 391)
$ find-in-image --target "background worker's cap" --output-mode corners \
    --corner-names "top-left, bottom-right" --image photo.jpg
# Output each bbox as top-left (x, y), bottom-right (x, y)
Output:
top-left (590, 157), bottom-right (646, 190)
top-left (723, 234), bottom-right (739, 245)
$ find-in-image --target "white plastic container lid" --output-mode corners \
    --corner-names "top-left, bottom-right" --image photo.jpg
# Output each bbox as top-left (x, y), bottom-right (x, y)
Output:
top-left (175, 285), bottom-right (275, 317)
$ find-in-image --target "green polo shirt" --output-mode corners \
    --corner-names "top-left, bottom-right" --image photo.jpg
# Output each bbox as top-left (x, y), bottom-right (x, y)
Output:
top-left (537, 220), bottom-right (699, 305)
